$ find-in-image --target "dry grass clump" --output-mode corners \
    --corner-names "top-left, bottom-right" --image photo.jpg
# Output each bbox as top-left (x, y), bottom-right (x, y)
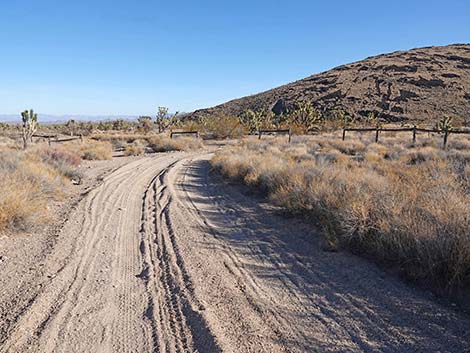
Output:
top-left (0, 139), bottom-right (114, 233)
top-left (147, 136), bottom-right (203, 153)
top-left (0, 136), bottom-right (19, 149)
top-left (211, 135), bottom-right (470, 293)
top-left (62, 140), bottom-right (113, 160)
top-left (124, 141), bottom-right (145, 156)
top-left (39, 147), bottom-right (82, 179)
top-left (0, 149), bottom-right (71, 232)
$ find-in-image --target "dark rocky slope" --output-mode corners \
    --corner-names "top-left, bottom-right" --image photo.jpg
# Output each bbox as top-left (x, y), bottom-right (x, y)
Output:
top-left (192, 44), bottom-right (470, 125)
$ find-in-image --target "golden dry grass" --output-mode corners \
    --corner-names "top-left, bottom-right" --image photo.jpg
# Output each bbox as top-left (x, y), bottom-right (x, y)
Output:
top-left (0, 149), bottom-right (70, 232)
top-left (211, 133), bottom-right (470, 293)
top-left (124, 141), bottom-right (145, 156)
top-left (63, 139), bottom-right (113, 160)
top-left (0, 139), bottom-right (111, 233)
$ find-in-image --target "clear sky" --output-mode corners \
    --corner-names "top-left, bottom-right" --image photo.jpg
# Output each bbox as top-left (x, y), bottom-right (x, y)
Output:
top-left (0, 0), bottom-right (469, 116)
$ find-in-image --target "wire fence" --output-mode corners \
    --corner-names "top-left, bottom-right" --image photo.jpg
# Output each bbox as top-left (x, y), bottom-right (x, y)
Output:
top-left (342, 126), bottom-right (470, 149)
top-left (33, 134), bottom-right (83, 146)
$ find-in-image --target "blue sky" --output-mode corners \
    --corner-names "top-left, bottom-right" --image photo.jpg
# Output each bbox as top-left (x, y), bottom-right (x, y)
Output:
top-left (0, 0), bottom-right (469, 116)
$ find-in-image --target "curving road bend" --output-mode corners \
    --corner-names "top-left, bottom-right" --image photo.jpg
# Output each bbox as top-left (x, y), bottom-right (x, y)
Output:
top-left (1, 152), bottom-right (469, 353)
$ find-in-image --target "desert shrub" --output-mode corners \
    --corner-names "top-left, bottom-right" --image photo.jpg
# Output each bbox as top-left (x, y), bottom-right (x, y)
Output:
top-left (400, 146), bottom-right (441, 165)
top-left (0, 136), bottom-right (18, 149)
top-left (211, 136), bottom-right (470, 293)
top-left (200, 115), bottom-right (247, 139)
top-left (0, 150), bottom-right (68, 232)
top-left (124, 141), bottom-right (145, 156)
top-left (328, 139), bottom-right (366, 155)
top-left (39, 147), bottom-right (82, 179)
top-left (147, 136), bottom-right (203, 152)
top-left (63, 140), bottom-right (113, 160)
top-left (137, 116), bottom-right (153, 134)
top-left (173, 115), bottom-right (247, 139)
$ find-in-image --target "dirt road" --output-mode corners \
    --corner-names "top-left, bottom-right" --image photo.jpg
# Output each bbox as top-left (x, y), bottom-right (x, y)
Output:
top-left (1, 152), bottom-right (469, 352)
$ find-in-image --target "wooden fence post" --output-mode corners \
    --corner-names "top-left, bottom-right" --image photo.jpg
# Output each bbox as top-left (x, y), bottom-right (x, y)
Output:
top-left (443, 128), bottom-right (449, 149)
top-left (258, 131), bottom-right (262, 140)
top-left (375, 127), bottom-right (380, 143)
top-left (48, 137), bottom-right (51, 146)
top-left (412, 125), bottom-right (417, 143)
top-left (342, 128), bottom-right (346, 141)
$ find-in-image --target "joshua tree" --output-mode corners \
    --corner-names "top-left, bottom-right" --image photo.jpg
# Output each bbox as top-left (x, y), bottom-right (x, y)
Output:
top-left (271, 111), bottom-right (289, 128)
top-left (112, 119), bottom-right (131, 131)
top-left (289, 101), bottom-right (323, 131)
top-left (137, 116), bottom-right (153, 134)
top-left (0, 122), bottom-right (9, 131)
top-left (238, 108), bottom-right (276, 132)
top-left (437, 116), bottom-right (453, 132)
top-left (436, 116), bottom-right (454, 149)
top-left (239, 109), bottom-right (257, 133)
top-left (155, 106), bottom-right (169, 133)
top-left (66, 119), bottom-right (77, 136)
top-left (333, 109), bottom-right (355, 128)
top-left (169, 111), bottom-right (179, 128)
top-left (79, 121), bottom-right (94, 135)
top-left (21, 109), bottom-right (38, 149)
top-left (366, 111), bottom-right (384, 128)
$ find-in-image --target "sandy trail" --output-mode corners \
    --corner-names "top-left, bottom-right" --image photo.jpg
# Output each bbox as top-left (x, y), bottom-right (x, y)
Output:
top-left (1, 152), bottom-right (469, 352)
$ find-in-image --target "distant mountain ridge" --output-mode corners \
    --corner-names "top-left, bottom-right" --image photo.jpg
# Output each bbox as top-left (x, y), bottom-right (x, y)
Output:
top-left (0, 114), bottom-right (140, 124)
top-left (191, 44), bottom-right (470, 126)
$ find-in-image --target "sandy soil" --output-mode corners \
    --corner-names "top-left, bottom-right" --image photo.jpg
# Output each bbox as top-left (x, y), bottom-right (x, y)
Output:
top-left (0, 154), bottom-right (135, 347)
top-left (0, 151), bottom-right (469, 352)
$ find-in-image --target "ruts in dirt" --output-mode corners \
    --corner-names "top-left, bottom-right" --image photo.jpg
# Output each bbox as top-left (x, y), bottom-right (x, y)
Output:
top-left (1, 152), bottom-right (469, 353)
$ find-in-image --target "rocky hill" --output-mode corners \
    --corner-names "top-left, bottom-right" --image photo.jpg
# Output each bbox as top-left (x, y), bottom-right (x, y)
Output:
top-left (192, 44), bottom-right (470, 126)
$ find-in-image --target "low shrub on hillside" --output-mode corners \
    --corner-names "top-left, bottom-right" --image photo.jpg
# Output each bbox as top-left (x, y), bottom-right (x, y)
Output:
top-left (211, 135), bottom-right (470, 293)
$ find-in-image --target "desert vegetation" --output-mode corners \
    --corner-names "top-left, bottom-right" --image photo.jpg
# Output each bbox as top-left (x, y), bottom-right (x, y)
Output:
top-left (0, 106), bottom-right (209, 233)
top-left (211, 132), bottom-right (470, 294)
top-left (0, 132), bottom-right (114, 233)
top-left (0, 144), bottom-right (78, 232)
top-left (63, 140), bottom-right (113, 160)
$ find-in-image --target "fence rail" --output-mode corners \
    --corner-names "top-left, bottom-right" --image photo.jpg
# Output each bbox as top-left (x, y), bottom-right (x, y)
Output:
top-left (342, 126), bottom-right (470, 148)
top-left (170, 130), bottom-right (199, 139)
top-left (258, 129), bottom-right (291, 143)
top-left (32, 134), bottom-right (83, 145)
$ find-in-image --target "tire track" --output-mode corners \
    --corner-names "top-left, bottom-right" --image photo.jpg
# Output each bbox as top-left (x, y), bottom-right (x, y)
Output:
top-left (137, 161), bottom-right (221, 353)
top-left (2, 150), bottom-right (469, 353)
top-left (0, 154), bottom-right (219, 353)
